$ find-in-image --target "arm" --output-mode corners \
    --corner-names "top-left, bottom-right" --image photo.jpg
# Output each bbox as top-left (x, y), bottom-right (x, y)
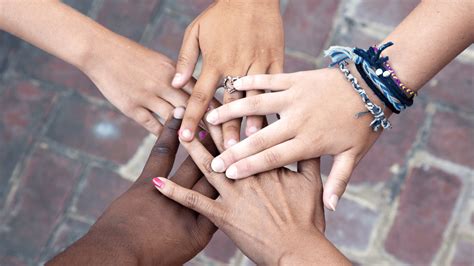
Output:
top-left (202, 0), bottom-right (474, 210)
top-left (174, 0), bottom-right (284, 148)
top-left (0, 1), bottom-right (190, 135)
top-left (48, 108), bottom-right (219, 265)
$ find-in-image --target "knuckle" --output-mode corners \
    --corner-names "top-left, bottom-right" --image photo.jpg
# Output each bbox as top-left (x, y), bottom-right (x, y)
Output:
top-left (190, 91), bottom-right (210, 105)
top-left (184, 192), bottom-right (200, 209)
top-left (202, 157), bottom-right (214, 175)
top-left (151, 144), bottom-right (171, 156)
top-left (263, 150), bottom-right (281, 166)
top-left (247, 97), bottom-right (261, 113)
top-left (177, 55), bottom-right (191, 67)
top-left (223, 123), bottom-right (239, 133)
top-left (249, 135), bottom-right (267, 150)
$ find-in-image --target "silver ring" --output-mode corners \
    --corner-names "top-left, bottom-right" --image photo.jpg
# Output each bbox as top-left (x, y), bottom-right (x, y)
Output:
top-left (223, 76), bottom-right (241, 94)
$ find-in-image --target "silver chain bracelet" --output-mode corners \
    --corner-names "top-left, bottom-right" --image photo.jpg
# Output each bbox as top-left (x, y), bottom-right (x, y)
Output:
top-left (338, 62), bottom-right (391, 131)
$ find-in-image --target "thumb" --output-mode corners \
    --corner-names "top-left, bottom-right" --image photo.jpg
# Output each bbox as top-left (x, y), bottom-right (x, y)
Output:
top-left (323, 152), bottom-right (356, 211)
top-left (172, 25), bottom-right (199, 88)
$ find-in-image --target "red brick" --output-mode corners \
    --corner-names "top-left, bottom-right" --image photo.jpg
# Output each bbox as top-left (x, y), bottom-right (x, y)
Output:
top-left (75, 167), bottom-right (132, 220)
top-left (354, 0), bottom-right (419, 28)
top-left (14, 45), bottom-right (101, 99)
top-left (385, 167), bottom-right (462, 264)
top-left (171, 0), bottom-right (213, 18)
top-left (325, 198), bottom-right (379, 251)
top-left (0, 80), bottom-right (57, 201)
top-left (283, 0), bottom-right (340, 56)
top-left (284, 54), bottom-right (316, 73)
top-left (202, 230), bottom-right (238, 263)
top-left (42, 218), bottom-right (91, 262)
top-left (451, 240), bottom-right (474, 266)
top-left (148, 14), bottom-right (187, 60)
top-left (97, 0), bottom-right (161, 42)
top-left (0, 148), bottom-right (82, 260)
top-left (321, 103), bottom-right (426, 183)
top-left (424, 60), bottom-right (474, 113)
top-left (46, 93), bottom-right (148, 164)
top-left (427, 110), bottom-right (474, 168)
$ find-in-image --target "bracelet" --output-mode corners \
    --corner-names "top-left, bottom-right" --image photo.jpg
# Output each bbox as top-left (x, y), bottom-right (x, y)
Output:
top-left (381, 61), bottom-right (417, 97)
top-left (338, 62), bottom-right (391, 131)
top-left (355, 63), bottom-right (400, 114)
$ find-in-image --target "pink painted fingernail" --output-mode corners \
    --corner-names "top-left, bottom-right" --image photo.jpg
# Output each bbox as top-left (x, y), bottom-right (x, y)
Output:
top-left (198, 130), bottom-right (208, 140)
top-left (152, 177), bottom-right (165, 189)
top-left (226, 165), bottom-right (238, 179)
top-left (328, 194), bottom-right (339, 211)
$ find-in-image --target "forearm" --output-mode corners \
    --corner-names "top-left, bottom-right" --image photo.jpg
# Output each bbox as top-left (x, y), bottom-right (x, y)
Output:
top-left (381, 0), bottom-right (474, 92)
top-left (0, 1), bottom-right (123, 72)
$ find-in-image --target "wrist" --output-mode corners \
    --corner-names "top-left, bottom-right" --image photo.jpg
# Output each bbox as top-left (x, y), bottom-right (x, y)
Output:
top-left (215, 0), bottom-right (280, 11)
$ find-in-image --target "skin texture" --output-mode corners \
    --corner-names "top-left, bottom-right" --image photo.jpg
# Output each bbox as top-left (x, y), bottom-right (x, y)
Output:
top-left (0, 0), bottom-right (191, 136)
top-left (48, 108), bottom-right (220, 266)
top-left (203, 0), bottom-right (474, 211)
top-left (173, 0), bottom-right (284, 147)
top-left (155, 124), bottom-right (350, 265)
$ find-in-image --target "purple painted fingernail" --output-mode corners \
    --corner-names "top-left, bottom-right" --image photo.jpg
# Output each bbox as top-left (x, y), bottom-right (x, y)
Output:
top-left (198, 130), bottom-right (208, 140)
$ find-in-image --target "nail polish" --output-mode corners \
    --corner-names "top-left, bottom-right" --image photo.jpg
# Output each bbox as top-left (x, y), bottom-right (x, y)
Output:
top-left (328, 194), bottom-right (339, 211)
top-left (226, 165), bottom-right (238, 179)
top-left (211, 158), bottom-right (225, 172)
top-left (198, 130), bottom-right (208, 140)
top-left (152, 177), bottom-right (165, 189)
top-left (206, 110), bottom-right (218, 124)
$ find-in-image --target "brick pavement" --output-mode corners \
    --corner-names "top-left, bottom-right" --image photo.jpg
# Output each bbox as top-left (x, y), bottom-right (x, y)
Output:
top-left (0, 0), bottom-right (473, 265)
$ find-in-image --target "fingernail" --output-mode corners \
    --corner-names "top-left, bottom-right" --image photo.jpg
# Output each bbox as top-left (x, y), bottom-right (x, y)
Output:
top-left (233, 78), bottom-right (242, 89)
top-left (211, 157), bottom-right (225, 172)
top-left (173, 107), bottom-right (185, 119)
top-left (328, 194), bottom-right (339, 211)
top-left (246, 126), bottom-right (258, 136)
top-left (226, 165), bottom-right (238, 179)
top-left (152, 177), bottom-right (165, 189)
top-left (198, 130), bottom-right (208, 140)
top-left (206, 110), bottom-right (218, 124)
top-left (226, 139), bottom-right (237, 148)
top-left (181, 129), bottom-right (192, 140)
top-left (172, 73), bottom-right (183, 86)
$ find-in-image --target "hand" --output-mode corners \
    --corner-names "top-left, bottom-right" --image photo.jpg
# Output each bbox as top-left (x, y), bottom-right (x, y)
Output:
top-left (83, 35), bottom-right (191, 136)
top-left (153, 134), bottom-right (349, 265)
top-left (204, 66), bottom-right (387, 211)
top-left (173, 0), bottom-right (284, 147)
top-left (48, 108), bottom-right (219, 265)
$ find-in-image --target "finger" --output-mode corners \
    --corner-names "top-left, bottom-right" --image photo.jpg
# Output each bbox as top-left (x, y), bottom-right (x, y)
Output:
top-left (179, 136), bottom-right (232, 192)
top-left (222, 89), bottom-right (244, 149)
top-left (193, 177), bottom-right (219, 236)
top-left (210, 119), bottom-right (293, 173)
top-left (180, 69), bottom-right (220, 141)
top-left (245, 63), bottom-right (268, 136)
top-left (153, 177), bottom-right (223, 225)
top-left (145, 98), bottom-right (174, 121)
top-left (182, 77), bottom-right (196, 95)
top-left (323, 152), bottom-right (357, 211)
top-left (205, 92), bottom-right (285, 125)
top-left (139, 107), bottom-right (184, 180)
top-left (132, 108), bottom-right (163, 136)
top-left (225, 138), bottom-right (307, 179)
top-left (233, 73), bottom-right (297, 91)
top-left (172, 25), bottom-right (199, 88)
top-left (160, 86), bottom-right (190, 108)
top-left (170, 156), bottom-right (201, 188)
top-left (206, 117), bottom-right (225, 153)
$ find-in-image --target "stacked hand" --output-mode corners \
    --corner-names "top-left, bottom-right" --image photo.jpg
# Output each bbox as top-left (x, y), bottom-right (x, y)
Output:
top-left (204, 68), bottom-right (387, 210)
top-left (154, 125), bottom-right (349, 265)
top-left (172, 0), bottom-right (284, 148)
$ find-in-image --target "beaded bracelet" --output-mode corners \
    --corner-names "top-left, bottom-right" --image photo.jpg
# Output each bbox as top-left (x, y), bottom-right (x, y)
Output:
top-left (338, 62), bottom-right (391, 131)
